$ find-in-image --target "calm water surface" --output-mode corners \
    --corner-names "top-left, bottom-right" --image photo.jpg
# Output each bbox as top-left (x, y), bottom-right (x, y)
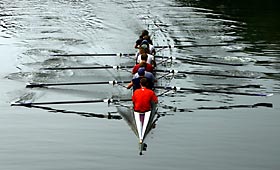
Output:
top-left (1, 0), bottom-right (280, 169)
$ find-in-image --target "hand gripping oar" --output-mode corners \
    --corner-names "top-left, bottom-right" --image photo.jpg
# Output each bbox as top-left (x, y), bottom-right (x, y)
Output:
top-left (51, 53), bottom-right (135, 57)
top-left (155, 86), bottom-right (273, 97)
top-left (11, 98), bottom-right (132, 107)
top-left (41, 65), bottom-right (134, 70)
top-left (26, 80), bottom-right (131, 88)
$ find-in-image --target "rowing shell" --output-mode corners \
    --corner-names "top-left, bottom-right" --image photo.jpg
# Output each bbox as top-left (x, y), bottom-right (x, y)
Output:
top-left (117, 102), bottom-right (158, 155)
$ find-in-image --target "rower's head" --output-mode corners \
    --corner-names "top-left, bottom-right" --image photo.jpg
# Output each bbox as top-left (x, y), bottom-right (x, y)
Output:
top-left (143, 35), bottom-right (153, 45)
top-left (141, 30), bottom-right (149, 37)
top-left (139, 44), bottom-right (148, 54)
top-left (140, 77), bottom-right (148, 87)
top-left (140, 43), bottom-right (148, 50)
top-left (137, 67), bottom-right (145, 77)
top-left (139, 62), bottom-right (147, 68)
top-left (141, 40), bottom-right (151, 53)
top-left (141, 40), bottom-right (149, 45)
top-left (143, 35), bottom-right (150, 40)
top-left (140, 53), bottom-right (148, 62)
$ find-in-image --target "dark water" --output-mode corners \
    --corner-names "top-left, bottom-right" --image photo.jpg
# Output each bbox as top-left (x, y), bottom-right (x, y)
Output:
top-left (1, 0), bottom-right (280, 169)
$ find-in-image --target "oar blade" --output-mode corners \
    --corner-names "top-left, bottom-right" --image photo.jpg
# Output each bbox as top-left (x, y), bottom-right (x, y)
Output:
top-left (26, 83), bottom-right (44, 88)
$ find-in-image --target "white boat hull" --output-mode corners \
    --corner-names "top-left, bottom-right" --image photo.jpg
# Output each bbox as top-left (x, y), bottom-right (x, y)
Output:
top-left (117, 103), bottom-right (157, 154)
top-left (134, 110), bottom-right (151, 144)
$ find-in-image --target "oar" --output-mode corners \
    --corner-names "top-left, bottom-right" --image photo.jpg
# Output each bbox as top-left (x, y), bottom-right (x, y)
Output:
top-left (156, 56), bottom-right (245, 66)
top-left (22, 105), bottom-right (122, 120)
top-left (154, 44), bottom-right (229, 49)
top-left (41, 65), bottom-right (134, 70)
top-left (40, 66), bottom-right (262, 79)
top-left (11, 98), bottom-right (132, 107)
top-left (217, 84), bottom-right (261, 90)
top-left (41, 64), bottom-right (260, 79)
top-left (155, 86), bottom-right (273, 97)
top-left (162, 102), bottom-right (273, 112)
top-left (26, 80), bottom-right (131, 88)
top-left (51, 53), bottom-right (135, 57)
top-left (154, 69), bottom-right (259, 79)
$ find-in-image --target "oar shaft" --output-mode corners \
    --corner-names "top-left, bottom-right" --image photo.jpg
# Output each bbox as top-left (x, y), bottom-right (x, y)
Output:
top-left (42, 65), bottom-right (134, 70)
top-left (26, 80), bottom-right (131, 88)
top-left (155, 86), bottom-right (272, 97)
top-left (43, 66), bottom-right (113, 70)
top-left (155, 55), bottom-right (244, 66)
top-left (12, 100), bottom-right (103, 106)
top-left (154, 69), bottom-right (254, 79)
top-left (51, 53), bottom-right (135, 57)
top-left (177, 58), bottom-right (244, 66)
top-left (154, 44), bottom-right (228, 49)
top-left (11, 98), bottom-right (132, 106)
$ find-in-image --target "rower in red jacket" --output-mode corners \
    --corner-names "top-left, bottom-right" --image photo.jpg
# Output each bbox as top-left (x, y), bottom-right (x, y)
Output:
top-left (132, 53), bottom-right (154, 74)
top-left (132, 78), bottom-right (158, 113)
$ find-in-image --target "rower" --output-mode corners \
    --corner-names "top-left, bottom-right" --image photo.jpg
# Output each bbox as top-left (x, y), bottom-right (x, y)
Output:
top-left (127, 67), bottom-right (154, 91)
top-left (132, 53), bottom-right (154, 74)
top-left (133, 67), bottom-right (155, 83)
top-left (135, 44), bottom-right (156, 67)
top-left (134, 30), bottom-right (153, 49)
top-left (132, 77), bottom-right (158, 113)
top-left (141, 39), bottom-right (156, 56)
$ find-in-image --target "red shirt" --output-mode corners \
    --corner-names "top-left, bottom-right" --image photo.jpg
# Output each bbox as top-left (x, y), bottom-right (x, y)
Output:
top-left (132, 63), bottom-right (154, 74)
top-left (132, 87), bottom-right (158, 112)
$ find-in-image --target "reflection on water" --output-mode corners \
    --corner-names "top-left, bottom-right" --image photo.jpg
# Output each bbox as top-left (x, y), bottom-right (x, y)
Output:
top-left (176, 0), bottom-right (280, 52)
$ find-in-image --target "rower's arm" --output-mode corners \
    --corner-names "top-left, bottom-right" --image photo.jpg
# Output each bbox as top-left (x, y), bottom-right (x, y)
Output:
top-left (152, 59), bottom-right (157, 68)
top-left (152, 92), bottom-right (158, 104)
top-left (127, 81), bottom-right (133, 89)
